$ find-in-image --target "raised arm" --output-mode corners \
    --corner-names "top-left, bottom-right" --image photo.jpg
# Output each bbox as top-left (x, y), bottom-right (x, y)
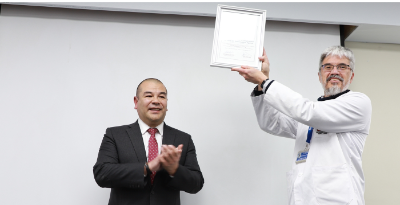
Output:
top-left (262, 82), bottom-right (371, 133)
top-left (252, 92), bottom-right (298, 139)
top-left (232, 48), bottom-right (371, 134)
top-left (233, 49), bottom-right (297, 138)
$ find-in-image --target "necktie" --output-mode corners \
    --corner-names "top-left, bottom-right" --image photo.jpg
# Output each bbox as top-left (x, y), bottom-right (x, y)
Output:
top-left (147, 128), bottom-right (158, 184)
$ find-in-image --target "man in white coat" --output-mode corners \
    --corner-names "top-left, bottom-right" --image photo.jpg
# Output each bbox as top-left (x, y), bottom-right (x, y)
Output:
top-left (231, 46), bottom-right (372, 205)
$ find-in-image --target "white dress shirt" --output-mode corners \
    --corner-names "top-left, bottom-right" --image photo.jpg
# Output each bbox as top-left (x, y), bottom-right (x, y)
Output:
top-left (138, 118), bottom-right (164, 160)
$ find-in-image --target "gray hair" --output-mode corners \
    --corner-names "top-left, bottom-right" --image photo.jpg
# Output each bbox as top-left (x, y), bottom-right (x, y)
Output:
top-left (319, 46), bottom-right (355, 72)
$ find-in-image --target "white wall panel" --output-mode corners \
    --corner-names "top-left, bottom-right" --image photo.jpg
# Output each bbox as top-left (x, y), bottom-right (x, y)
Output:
top-left (0, 4), bottom-right (339, 205)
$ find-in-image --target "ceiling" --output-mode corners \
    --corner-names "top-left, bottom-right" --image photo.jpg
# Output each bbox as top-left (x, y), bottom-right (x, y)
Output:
top-left (346, 24), bottom-right (400, 44)
top-left (4, 2), bottom-right (400, 45)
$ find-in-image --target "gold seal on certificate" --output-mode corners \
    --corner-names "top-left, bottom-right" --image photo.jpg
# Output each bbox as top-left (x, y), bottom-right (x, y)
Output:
top-left (210, 5), bottom-right (267, 70)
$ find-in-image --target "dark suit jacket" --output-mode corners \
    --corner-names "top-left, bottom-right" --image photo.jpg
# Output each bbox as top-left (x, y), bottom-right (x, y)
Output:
top-left (93, 121), bottom-right (204, 205)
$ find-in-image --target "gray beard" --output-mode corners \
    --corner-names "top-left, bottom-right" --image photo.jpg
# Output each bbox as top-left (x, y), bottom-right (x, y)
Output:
top-left (323, 80), bottom-right (350, 97)
top-left (324, 85), bottom-right (342, 96)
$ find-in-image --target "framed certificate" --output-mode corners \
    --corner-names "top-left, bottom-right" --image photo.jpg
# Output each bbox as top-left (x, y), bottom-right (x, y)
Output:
top-left (210, 5), bottom-right (266, 70)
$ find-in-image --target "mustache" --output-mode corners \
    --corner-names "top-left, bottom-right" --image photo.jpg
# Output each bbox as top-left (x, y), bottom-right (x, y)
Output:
top-left (327, 74), bottom-right (344, 82)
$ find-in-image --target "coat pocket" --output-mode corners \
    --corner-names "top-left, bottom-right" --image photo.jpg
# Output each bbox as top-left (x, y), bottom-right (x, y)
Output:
top-left (286, 170), bottom-right (294, 200)
top-left (312, 165), bottom-right (353, 205)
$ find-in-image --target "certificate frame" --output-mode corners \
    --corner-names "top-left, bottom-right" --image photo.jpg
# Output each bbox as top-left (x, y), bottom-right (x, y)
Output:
top-left (210, 5), bottom-right (266, 70)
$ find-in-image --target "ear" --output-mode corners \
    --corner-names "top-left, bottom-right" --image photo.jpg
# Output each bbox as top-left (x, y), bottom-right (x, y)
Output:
top-left (134, 96), bottom-right (139, 109)
top-left (318, 72), bottom-right (322, 83)
top-left (349, 72), bottom-right (355, 84)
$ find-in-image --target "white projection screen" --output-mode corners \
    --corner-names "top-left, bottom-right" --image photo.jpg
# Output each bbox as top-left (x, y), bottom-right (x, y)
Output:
top-left (0, 4), bottom-right (339, 205)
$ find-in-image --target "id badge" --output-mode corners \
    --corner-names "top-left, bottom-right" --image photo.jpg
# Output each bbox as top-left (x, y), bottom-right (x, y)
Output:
top-left (296, 145), bottom-right (309, 164)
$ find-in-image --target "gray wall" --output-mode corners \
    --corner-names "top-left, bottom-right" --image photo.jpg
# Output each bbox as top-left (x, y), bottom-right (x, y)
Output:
top-left (0, 4), bottom-right (339, 205)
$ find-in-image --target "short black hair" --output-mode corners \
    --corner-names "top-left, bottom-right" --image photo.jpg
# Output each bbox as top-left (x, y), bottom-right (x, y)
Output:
top-left (136, 78), bottom-right (167, 98)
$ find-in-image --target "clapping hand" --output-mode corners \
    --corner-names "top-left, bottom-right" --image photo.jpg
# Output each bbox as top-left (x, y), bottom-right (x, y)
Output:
top-left (159, 144), bottom-right (183, 176)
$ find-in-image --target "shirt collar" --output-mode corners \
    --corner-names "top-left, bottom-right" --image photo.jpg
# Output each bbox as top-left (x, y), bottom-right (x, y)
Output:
top-left (317, 89), bottom-right (350, 101)
top-left (138, 118), bottom-right (164, 135)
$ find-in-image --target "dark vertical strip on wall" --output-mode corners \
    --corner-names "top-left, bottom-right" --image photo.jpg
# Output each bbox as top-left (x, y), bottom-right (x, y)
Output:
top-left (340, 25), bottom-right (345, 46)
top-left (340, 25), bottom-right (358, 47)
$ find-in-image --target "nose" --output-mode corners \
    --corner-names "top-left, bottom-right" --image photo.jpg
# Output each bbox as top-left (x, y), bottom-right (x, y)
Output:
top-left (330, 66), bottom-right (340, 74)
top-left (151, 97), bottom-right (160, 104)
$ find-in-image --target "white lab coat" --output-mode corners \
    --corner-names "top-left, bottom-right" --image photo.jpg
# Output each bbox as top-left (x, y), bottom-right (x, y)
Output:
top-left (251, 80), bottom-right (372, 205)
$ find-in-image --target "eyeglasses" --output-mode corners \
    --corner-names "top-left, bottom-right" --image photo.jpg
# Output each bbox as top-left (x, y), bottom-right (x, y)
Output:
top-left (321, 64), bottom-right (351, 72)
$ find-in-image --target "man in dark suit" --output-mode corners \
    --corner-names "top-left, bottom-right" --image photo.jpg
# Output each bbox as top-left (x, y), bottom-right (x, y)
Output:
top-left (93, 78), bottom-right (204, 205)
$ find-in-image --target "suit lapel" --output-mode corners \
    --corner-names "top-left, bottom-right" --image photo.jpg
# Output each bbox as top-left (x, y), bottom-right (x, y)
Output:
top-left (126, 121), bottom-right (147, 162)
top-left (162, 123), bottom-right (176, 146)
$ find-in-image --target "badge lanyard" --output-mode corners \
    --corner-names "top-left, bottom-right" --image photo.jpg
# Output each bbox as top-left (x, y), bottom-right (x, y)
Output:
top-left (296, 127), bottom-right (313, 164)
top-left (305, 127), bottom-right (314, 148)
